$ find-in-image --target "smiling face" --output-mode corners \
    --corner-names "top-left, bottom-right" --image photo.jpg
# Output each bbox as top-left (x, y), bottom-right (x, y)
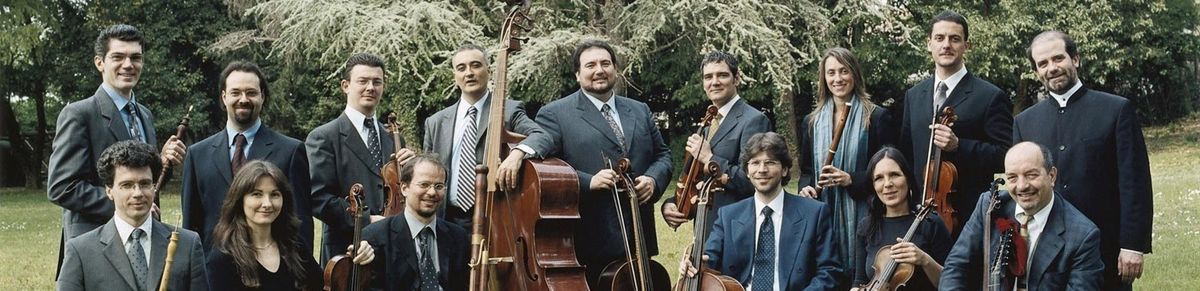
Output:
top-left (106, 165), bottom-right (155, 226)
top-left (403, 161), bottom-right (447, 218)
top-left (1004, 143), bottom-right (1057, 213)
top-left (702, 61), bottom-right (739, 106)
top-left (747, 152), bottom-right (786, 196)
top-left (94, 39), bottom-right (143, 96)
top-left (823, 56), bottom-right (855, 99)
top-left (452, 49), bottom-right (491, 98)
top-left (872, 157), bottom-right (910, 211)
top-left (1030, 38), bottom-right (1080, 95)
top-left (575, 47), bottom-right (617, 97)
top-left (242, 176), bottom-right (283, 229)
top-left (222, 71), bottom-right (264, 127)
top-left (342, 65), bottom-right (386, 115)
top-left (927, 20), bottom-right (970, 72)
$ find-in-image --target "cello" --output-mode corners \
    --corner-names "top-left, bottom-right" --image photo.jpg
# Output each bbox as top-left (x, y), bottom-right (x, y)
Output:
top-left (598, 157), bottom-right (672, 291)
top-left (672, 105), bottom-right (720, 221)
top-left (323, 184), bottom-right (372, 291)
top-left (467, 0), bottom-right (590, 290)
top-left (859, 198), bottom-right (936, 291)
top-left (381, 112), bottom-right (406, 216)
top-left (675, 161), bottom-right (743, 291)
top-left (921, 107), bottom-right (959, 232)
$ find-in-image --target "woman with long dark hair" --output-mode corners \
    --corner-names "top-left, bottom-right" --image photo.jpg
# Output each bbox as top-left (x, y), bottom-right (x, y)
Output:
top-left (207, 160), bottom-right (374, 290)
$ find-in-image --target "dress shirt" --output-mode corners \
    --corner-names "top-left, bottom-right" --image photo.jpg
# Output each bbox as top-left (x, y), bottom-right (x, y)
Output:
top-left (716, 95), bottom-right (741, 118)
top-left (103, 83), bottom-right (145, 142)
top-left (747, 188), bottom-right (784, 291)
top-left (343, 107), bottom-right (381, 150)
top-left (225, 119), bottom-right (262, 161)
top-left (934, 66), bottom-right (969, 105)
top-left (1014, 195), bottom-right (1054, 255)
top-left (583, 90), bottom-right (622, 134)
top-left (405, 209), bottom-right (439, 273)
top-left (1049, 81), bottom-right (1084, 108)
top-left (113, 215), bottom-right (153, 267)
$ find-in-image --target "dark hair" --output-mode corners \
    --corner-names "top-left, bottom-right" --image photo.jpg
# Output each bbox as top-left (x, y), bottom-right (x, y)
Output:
top-left (452, 42), bottom-right (490, 66)
top-left (94, 24), bottom-right (143, 57)
top-left (699, 51), bottom-right (740, 77)
top-left (571, 39), bottom-right (619, 72)
top-left (741, 132), bottom-right (793, 186)
top-left (342, 52), bottom-right (386, 81)
top-left (809, 47), bottom-right (877, 129)
top-left (97, 140), bottom-right (158, 186)
top-left (220, 61), bottom-right (271, 105)
top-left (1027, 30), bottom-right (1078, 67)
top-left (930, 10), bottom-right (970, 42)
top-left (211, 160), bottom-right (309, 290)
top-left (857, 147), bottom-right (918, 240)
top-left (400, 153), bottom-right (446, 184)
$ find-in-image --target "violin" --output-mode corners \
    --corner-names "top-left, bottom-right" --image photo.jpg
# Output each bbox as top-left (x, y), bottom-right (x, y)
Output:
top-left (599, 157), bottom-right (672, 291)
top-left (323, 184), bottom-right (372, 291)
top-left (860, 198), bottom-right (937, 291)
top-left (381, 112), bottom-right (406, 217)
top-left (673, 105), bottom-right (721, 220)
top-left (675, 161), bottom-right (743, 291)
top-left (921, 106), bottom-right (959, 232)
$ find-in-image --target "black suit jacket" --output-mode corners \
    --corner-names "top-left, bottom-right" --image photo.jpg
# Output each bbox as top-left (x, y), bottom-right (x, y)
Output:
top-left (306, 113), bottom-right (401, 261)
top-left (362, 215), bottom-right (469, 291)
top-left (899, 73), bottom-right (1012, 234)
top-left (798, 107), bottom-right (896, 200)
top-left (181, 125), bottom-right (313, 256)
top-left (1013, 87), bottom-right (1153, 289)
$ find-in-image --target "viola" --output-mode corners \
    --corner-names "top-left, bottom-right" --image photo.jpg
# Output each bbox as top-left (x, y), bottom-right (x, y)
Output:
top-left (673, 105), bottom-right (721, 220)
top-left (323, 184), bottom-right (372, 291)
top-left (674, 161), bottom-right (743, 291)
top-left (860, 199), bottom-right (937, 291)
top-left (598, 157), bottom-right (672, 291)
top-left (921, 106), bottom-right (959, 232)
top-left (381, 112), bottom-right (406, 217)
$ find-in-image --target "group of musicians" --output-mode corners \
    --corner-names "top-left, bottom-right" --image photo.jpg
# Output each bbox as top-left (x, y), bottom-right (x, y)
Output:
top-left (48, 9), bottom-right (1152, 291)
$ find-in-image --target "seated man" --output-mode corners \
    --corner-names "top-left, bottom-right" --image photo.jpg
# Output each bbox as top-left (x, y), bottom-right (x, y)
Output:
top-left (940, 141), bottom-right (1104, 289)
top-left (57, 141), bottom-right (209, 291)
top-left (681, 132), bottom-right (842, 291)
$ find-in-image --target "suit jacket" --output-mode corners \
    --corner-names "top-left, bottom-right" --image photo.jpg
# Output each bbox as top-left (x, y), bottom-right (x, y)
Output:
top-left (181, 125), bottom-right (313, 256)
top-left (306, 113), bottom-right (401, 261)
top-left (528, 90), bottom-right (673, 274)
top-left (423, 96), bottom-right (547, 220)
top-left (899, 73), bottom-right (1012, 234)
top-left (362, 215), bottom-right (469, 291)
top-left (665, 98), bottom-right (771, 231)
top-left (940, 192), bottom-right (1104, 290)
top-left (1014, 87), bottom-right (1153, 289)
top-left (798, 107), bottom-right (896, 200)
top-left (704, 193), bottom-right (842, 291)
top-left (57, 219), bottom-right (209, 291)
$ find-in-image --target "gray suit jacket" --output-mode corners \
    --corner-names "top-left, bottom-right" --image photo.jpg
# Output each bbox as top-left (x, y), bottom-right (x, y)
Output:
top-left (306, 112), bottom-right (400, 261)
top-left (57, 219), bottom-right (209, 291)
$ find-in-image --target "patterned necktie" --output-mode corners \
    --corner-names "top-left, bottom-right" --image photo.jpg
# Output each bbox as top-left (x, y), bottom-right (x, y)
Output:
top-left (418, 227), bottom-right (439, 291)
top-left (124, 104), bottom-right (145, 143)
top-left (1017, 212), bottom-right (1033, 291)
top-left (365, 118), bottom-right (383, 169)
top-left (453, 107), bottom-right (479, 212)
top-left (600, 104), bottom-right (626, 151)
top-left (128, 229), bottom-right (149, 291)
top-left (751, 207), bottom-right (775, 291)
top-left (232, 133), bottom-right (247, 173)
top-left (705, 113), bottom-right (723, 143)
top-left (934, 81), bottom-right (949, 110)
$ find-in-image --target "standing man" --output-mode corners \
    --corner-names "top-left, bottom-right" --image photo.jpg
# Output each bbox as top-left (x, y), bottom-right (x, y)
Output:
top-left (680, 132), bottom-right (842, 291)
top-left (1014, 31), bottom-right (1153, 290)
top-left (308, 53), bottom-right (416, 262)
top-left (423, 43), bottom-right (548, 231)
top-left (525, 39), bottom-right (673, 287)
top-left (48, 24), bottom-right (188, 273)
top-left (662, 51), bottom-right (771, 231)
top-left (181, 61), bottom-right (313, 256)
top-left (899, 11), bottom-right (1013, 237)
top-left (57, 141), bottom-right (209, 291)
top-left (940, 142), bottom-right (1104, 290)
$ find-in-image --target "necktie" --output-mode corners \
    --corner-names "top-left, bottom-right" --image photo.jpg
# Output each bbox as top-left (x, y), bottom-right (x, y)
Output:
top-left (128, 229), bottom-right (149, 291)
top-left (934, 81), bottom-right (949, 110)
top-left (418, 227), bottom-right (439, 291)
top-left (232, 133), bottom-right (247, 173)
top-left (453, 107), bottom-right (479, 212)
top-left (1018, 212), bottom-right (1032, 244)
top-left (751, 207), bottom-right (775, 291)
top-left (705, 113), bottom-right (723, 143)
top-left (1017, 212), bottom-right (1033, 291)
top-left (124, 104), bottom-right (145, 143)
top-left (600, 104), bottom-right (626, 151)
top-left (365, 118), bottom-right (383, 169)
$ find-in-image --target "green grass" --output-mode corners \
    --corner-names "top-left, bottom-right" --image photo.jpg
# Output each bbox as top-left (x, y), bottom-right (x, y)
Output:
top-left (3, 116), bottom-right (1197, 290)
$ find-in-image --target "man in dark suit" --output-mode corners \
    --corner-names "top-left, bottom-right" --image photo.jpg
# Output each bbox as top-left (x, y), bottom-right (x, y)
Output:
top-left (662, 51), bottom-right (771, 231)
top-left (898, 11), bottom-right (1013, 237)
top-left (1014, 31), bottom-right (1152, 290)
top-left (57, 141), bottom-right (209, 291)
top-left (181, 61), bottom-right (313, 256)
top-left (307, 53), bottom-right (416, 262)
top-left (364, 154), bottom-right (468, 291)
top-left (525, 40), bottom-right (673, 287)
top-left (48, 24), bottom-right (188, 274)
top-left (941, 142), bottom-right (1104, 290)
top-left (681, 132), bottom-right (841, 291)
top-left (423, 43), bottom-right (548, 231)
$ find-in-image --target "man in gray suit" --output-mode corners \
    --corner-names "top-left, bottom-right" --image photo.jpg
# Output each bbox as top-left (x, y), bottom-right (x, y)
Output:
top-left (423, 43), bottom-right (548, 231)
top-left (48, 24), bottom-right (188, 274)
top-left (181, 61), bottom-right (313, 256)
top-left (526, 40), bottom-right (673, 287)
top-left (307, 53), bottom-right (416, 262)
top-left (57, 141), bottom-right (209, 291)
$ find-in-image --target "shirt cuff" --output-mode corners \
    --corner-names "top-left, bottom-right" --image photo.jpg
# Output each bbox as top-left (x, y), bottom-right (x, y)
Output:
top-left (1121, 248), bottom-right (1144, 256)
top-left (513, 144), bottom-right (536, 157)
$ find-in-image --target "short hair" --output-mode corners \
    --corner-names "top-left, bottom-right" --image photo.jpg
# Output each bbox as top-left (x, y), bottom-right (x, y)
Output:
top-left (400, 153), bottom-right (446, 184)
top-left (94, 24), bottom-right (143, 57)
top-left (1027, 30), bottom-right (1078, 66)
top-left (699, 51), bottom-right (740, 77)
top-left (97, 140), bottom-right (158, 186)
top-left (1012, 141), bottom-right (1056, 172)
top-left (452, 42), bottom-right (490, 66)
top-left (741, 132), bottom-right (793, 185)
top-left (571, 39), bottom-right (619, 72)
top-left (930, 10), bottom-right (970, 42)
top-left (341, 53), bottom-right (386, 81)
top-left (220, 61), bottom-right (271, 104)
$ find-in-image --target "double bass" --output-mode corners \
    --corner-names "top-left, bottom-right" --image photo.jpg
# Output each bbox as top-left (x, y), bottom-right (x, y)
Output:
top-left (467, 0), bottom-right (589, 290)
top-left (598, 157), bottom-right (671, 291)
top-left (859, 198), bottom-right (936, 291)
top-left (921, 107), bottom-right (959, 232)
top-left (323, 184), bottom-right (372, 291)
top-left (381, 112), bottom-right (406, 216)
top-left (674, 162), bottom-right (742, 291)
top-left (672, 105), bottom-right (720, 221)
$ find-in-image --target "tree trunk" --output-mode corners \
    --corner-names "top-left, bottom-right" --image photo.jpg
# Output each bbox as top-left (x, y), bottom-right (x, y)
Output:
top-left (32, 77), bottom-right (47, 189)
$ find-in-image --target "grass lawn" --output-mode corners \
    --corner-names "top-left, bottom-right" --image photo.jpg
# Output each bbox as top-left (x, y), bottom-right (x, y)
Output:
top-left (3, 116), bottom-right (1197, 290)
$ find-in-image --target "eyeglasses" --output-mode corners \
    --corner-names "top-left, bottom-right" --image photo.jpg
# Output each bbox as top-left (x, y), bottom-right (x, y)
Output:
top-left (748, 159), bottom-right (781, 168)
top-left (412, 182), bottom-right (446, 191)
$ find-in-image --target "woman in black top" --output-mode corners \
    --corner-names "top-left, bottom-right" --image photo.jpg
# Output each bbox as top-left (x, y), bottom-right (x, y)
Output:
top-left (208, 160), bottom-right (375, 290)
top-left (852, 147), bottom-right (952, 290)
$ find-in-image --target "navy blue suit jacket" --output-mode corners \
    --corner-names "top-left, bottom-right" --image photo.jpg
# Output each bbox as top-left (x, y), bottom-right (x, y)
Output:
top-left (704, 193), bottom-right (843, 291)
top-left (362, 215), bottom-right (468, 291)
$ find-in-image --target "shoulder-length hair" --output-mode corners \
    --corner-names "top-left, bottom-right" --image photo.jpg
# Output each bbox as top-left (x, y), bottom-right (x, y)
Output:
top-left (809, 47), bottom-right (876, 129)
top-left (857, 147), bottom-right (919, 240)
top-left (211, 160), bottom-right (309, 289)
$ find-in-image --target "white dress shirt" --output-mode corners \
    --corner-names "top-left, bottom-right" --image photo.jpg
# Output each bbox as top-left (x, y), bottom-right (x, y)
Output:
top-left (343, 107), bottom-right (382, 150)
top-left (583, 90), bottom-right (623, 135)
top-left (113, 215), bottom-right (152, 267)
top-left (1048, 81), bottom-right (1084, 108)
top-left (747, 188), bottom-right (785, 291)
top-left (934, 66), bottom-right (969, 106)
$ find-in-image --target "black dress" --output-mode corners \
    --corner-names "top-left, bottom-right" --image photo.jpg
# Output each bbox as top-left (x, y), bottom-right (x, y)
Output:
top-left (853, 212), bottom-right (952, 290)
top-left (207, 249), bottom-right (322, 291)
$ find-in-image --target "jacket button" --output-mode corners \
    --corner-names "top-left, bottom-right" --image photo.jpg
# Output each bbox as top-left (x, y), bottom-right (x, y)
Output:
top-left (1058, 145), bottom-right (1066, 151)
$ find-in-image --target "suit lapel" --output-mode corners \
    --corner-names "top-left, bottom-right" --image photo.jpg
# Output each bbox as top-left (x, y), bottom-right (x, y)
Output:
top-left (393, 218), bottom-right (420, 273)
top-left (1030, 201), bottom-right (1067, 286)
top-left (709, 100), bottom-right (743, 145)
top-left (337, 114), bottom-right (381, 177)
top-left (473, 95), bottom-right (491, 147)
top-left (732, 204), bottom-right (754, 283)
top-left (148, 221), bottom-right (170, 291)
top-left (209, 132), bottom-right (234, 184)
top-left (573, 91), bottom-right (624, 149)
top-left (248, 126), bottom-right (279, 161)
top-left (96, 89), bottom-right (134, 141)
top-left (942, 73), bottom-right (975, 111)
top-left (776, 194), bottom-right (806, 287)
top-left (617, 97), bottom-right (636, 152)
top-left (435, 221), bottom-right (452, 284)
top-left (139, 104), bottom-right (157, 145)
top-left (99, 221), bottom-right (140, 291)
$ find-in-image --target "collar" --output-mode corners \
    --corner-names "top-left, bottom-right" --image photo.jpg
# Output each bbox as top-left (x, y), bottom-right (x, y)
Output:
top-left (457, 92), bottom-right (491, 118)
top-left (225, 119), bottom-right (263, 146)
top-left (754, 187), bottom-right (786, 215)
top-left (582, 90), bottom-right (617, 112)
top-left (404, 208), bottom-right (436, 240)
top-left (716, 95), bottom-right (740, 118)
top-left (1049, 81), bottom-right (1084, 107)
top-left (343, 106), bottom-right (378, 127)
top-left (1014, 193), bottom-right (1055, 226)
top-left (102, 83), bottom-right (137, 110)
top-left (113, 214), bottom-right (152, 244)
top-left (935, 66), bottom-right (969, 94)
